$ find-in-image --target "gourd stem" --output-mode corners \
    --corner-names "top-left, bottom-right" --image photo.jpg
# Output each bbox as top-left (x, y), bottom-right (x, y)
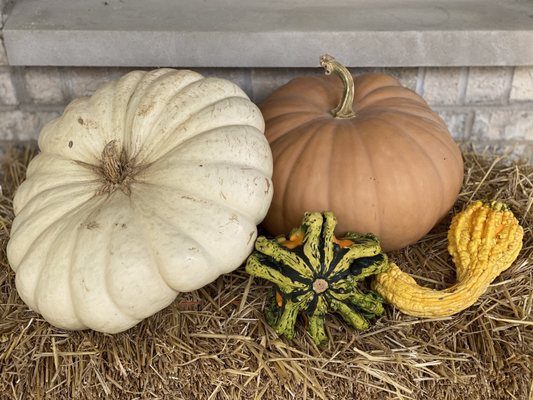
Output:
top-left (320, 54), bottom-right (356, 119)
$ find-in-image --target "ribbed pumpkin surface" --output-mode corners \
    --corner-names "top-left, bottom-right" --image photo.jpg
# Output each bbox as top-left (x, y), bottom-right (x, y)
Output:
top-left (7, 69), bottom-right (273, 333)
top-left (260, 72), bottom-right (464, 251)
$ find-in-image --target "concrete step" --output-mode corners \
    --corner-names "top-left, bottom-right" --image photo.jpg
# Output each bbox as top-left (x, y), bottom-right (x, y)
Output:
top-left (3, 0), bottom-right (533, 67)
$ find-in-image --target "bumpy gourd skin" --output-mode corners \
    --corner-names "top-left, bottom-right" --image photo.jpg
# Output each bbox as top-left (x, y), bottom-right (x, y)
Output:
top-left (246, 212), bottom-right (388, 345)
top-left (373, 201), bottom-right (524, 317)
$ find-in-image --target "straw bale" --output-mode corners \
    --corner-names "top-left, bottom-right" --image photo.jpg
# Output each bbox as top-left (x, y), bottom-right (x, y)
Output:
top-left (0, 144), bottom-right (531, 399)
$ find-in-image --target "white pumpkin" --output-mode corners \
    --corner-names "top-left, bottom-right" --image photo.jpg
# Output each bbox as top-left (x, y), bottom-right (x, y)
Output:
top-left (7, 69), bottom-right (273, 333)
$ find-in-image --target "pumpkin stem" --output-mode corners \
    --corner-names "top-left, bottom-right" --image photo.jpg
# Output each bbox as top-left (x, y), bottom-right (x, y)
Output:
top-left (97, 140), bottom-right (136, 196)
top-left (320, 54), bottom-right (356, 119)
top-left (76, 141), bottom-right (149, 196)
top-left (101, 140), bottom-right (124, 184)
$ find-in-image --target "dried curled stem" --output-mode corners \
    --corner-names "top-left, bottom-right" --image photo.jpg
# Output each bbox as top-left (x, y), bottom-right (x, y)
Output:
top-left (77, 140), bottom-right (144, 196)
top-left (96, 141), bottom-right (136, 196)
top-left (319, 54), bottom-right (356, 119)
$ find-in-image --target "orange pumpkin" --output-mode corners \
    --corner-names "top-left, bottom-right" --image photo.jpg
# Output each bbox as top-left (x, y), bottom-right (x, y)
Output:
top-left (260, 55), bottom-right (464, 251)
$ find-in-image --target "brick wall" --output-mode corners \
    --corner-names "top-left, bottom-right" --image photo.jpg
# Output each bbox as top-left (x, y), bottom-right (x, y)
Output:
top-left (0, 4), bottom-right (532, 163)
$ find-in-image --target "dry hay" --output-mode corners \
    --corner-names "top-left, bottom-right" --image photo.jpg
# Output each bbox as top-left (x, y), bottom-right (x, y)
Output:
top-left (0, 144), bottom-right (531, 400)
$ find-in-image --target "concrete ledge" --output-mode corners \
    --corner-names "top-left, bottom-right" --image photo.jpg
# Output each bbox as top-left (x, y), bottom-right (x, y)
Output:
top-left (4, 0), bottom-right (533, 67)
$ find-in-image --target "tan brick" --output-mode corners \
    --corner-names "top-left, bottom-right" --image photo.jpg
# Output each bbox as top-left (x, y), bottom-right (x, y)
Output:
top-left (381, 68), bottom-right (419, 91)
top-left (510, 67), bottom-right (533, 102)
top-left (196, 68), bottom-right (251, 97)
top-left (66, 67), bottom-right (255, 102)
top-left (465, 67), bottom-right (511, 104)
top-left (472, 110), bottom-right (533, 141)
top-left (25, 67), bottom-right (65, 104)
top-left (66, 68), bottom-right (128, 99)
top-left (436, 110), bottom-right (469, 140)
top-left (0, 37), bottom-right (8, 66)
top-left (0, 0), bottom-right (6, 30)
top-left (251, 68), bottom-right (321, 104)
top-left (0, 69), bottom-right (17, 105)
top-left (468, 141), bottom-right (533, 164)
top-left (0, 111), bottom-right (61, 141)
top-left (250, 67), bottom-right (418, 104)
top-left (422, 68), bottom-right (463, 106)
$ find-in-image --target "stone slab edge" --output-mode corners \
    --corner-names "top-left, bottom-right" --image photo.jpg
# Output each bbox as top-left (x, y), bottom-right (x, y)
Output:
top-left (5, 30), bottom-right (533, 67)
top-left (5, 0), bottom-right (533, 67)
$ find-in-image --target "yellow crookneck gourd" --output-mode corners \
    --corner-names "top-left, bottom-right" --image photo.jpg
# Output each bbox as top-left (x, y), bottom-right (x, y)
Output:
top-left (373, 201), bottom-right (524, 317)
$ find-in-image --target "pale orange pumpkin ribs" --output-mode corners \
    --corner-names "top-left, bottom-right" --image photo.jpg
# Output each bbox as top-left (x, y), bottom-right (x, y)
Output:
top-left (260, 55), bottom-right (464, 251)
